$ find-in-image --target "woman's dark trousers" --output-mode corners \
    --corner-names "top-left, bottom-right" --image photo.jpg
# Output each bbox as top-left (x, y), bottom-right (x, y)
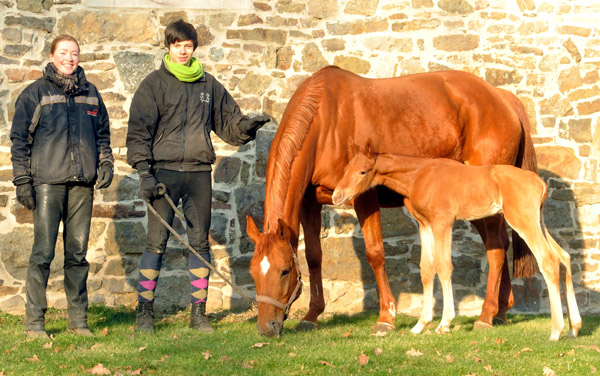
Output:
top-left (25, 183), bottom-right (93, 331)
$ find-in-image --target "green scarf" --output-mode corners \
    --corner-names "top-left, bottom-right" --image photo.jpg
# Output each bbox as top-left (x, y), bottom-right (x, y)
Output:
top-left (164, 54), bottom-right (204, 82)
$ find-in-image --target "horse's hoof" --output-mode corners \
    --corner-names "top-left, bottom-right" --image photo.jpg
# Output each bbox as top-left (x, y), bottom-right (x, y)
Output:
top-left (296, 320), bottom-right (318, 332)
top-left (492, 316), bottom-right (508, 325)
top-left (473, 320), bottom-right (493, 330)
top-left (372, 322), bottom-right (395, 336)
top-left (435, 325), bottom-right (451, 334)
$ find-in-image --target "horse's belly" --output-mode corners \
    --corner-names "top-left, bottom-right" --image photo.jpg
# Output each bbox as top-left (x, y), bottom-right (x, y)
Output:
top-left (459, 201), bottom-right (503, 221)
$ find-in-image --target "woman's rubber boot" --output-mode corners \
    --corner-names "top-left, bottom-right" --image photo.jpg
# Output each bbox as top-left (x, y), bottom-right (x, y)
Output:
top-left (189, 302), bottom-right (214, 333)
top-left (136, 301), bottom-right (154, 333)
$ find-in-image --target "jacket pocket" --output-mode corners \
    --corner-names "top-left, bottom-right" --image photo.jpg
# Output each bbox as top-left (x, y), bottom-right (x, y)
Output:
top-left (153, 129), bottom-right (165, 146)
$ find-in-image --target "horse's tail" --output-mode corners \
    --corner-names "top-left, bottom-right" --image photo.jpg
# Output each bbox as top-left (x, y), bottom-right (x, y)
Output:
top-left (501, 89), bottom-right (539, 278)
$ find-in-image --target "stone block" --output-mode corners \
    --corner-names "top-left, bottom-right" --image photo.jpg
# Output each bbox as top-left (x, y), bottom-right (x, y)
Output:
top-left (104, 221), bottom-right (146, 256)
top-left (433, 34), bottom-right (479, 51)
top-left (344, 0), bottom-right (379, 17)
top-left (301, 43), bottom-right (329, 73)
top-left (114, 52), bottom-right (157, 92)
top-left (536, 146), bottom-right (582, 180)
top-left (438, 0), bottom-right (474, 14)
top-left (58, 12), bottom-right (157, 45)
top-left (333, 55), bottom-right (370, 75)
top-left (4, 14), bottom-right (55, 33)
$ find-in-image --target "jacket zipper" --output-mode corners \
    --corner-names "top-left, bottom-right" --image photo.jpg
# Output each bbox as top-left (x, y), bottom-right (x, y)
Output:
top-left (181, 83), bottom-right (188, 172)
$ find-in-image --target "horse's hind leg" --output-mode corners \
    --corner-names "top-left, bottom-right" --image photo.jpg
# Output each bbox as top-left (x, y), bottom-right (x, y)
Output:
top-left (411, 224), bottom-right (436, 334)
top-left (545, 227), bottom-right (582, 338)
top-left (297, 192), bottom-right (325, 331)
top-left (354, 190), bottom-right (397, 333)
top-left (432, 220), bottom-right (455, 334)
top-left (471, 216), bottom-right (513, 329)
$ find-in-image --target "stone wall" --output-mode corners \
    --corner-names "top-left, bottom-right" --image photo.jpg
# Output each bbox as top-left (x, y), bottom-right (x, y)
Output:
top-left (0, 0), bottom-right (598, 318)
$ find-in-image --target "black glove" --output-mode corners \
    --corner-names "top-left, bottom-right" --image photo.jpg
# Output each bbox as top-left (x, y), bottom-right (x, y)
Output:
top-left (240, 115), bottom-right (270, 137)
top-left (136, 161), bottom-right (161, 201)
top-left (15, 179), bottom-right (35, 210)
top-left (96, 162), bottom-right (114, 189)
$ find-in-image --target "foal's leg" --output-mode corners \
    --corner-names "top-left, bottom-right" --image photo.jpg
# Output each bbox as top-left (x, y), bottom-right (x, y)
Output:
top-left (297, 192), bottom-right (325, 331)
top-left (354, 190), bottom-right (397, 333)
top-left (411, 224), bottom-right (436, 334)
top-left (545, 226), bottom-right (582, 338)
top-left (432, 220), bottom-right (455, 334)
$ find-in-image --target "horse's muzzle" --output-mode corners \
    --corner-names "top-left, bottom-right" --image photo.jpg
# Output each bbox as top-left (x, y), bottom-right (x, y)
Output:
top-left (259, 320), bottom-right (283, 337)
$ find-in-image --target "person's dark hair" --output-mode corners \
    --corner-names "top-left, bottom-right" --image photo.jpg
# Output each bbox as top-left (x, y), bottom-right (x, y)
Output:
top-left (164, 19), bottom-right (198, 50)
top-left (50, 35), bottom-right (80, 54)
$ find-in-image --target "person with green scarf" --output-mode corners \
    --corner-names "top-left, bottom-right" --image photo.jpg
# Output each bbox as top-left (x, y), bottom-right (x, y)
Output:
top-left (126, 19), bottom-right (269, 333)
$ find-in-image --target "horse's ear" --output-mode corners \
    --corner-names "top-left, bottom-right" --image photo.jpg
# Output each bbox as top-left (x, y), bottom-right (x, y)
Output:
top-left (276, 218), bottom-right (291, 242)
top-left (246, 215), bottom-right (261, 243)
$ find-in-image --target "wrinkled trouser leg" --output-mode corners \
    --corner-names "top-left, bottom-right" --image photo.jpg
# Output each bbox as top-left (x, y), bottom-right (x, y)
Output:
top-left (24, 184), bottom-right (93, 331)
top-left (63, 184), bottom-right (93, 329)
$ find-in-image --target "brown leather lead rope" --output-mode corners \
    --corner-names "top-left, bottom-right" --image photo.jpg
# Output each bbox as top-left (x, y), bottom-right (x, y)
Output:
top-left (145, 184), bottom-right (255, 307)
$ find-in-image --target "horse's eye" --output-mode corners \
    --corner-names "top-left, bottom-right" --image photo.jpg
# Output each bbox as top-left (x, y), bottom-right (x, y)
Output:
top-left (281, 268), bottom-right (291, 277)
top-left (360, 171), bottom-right (366, 175)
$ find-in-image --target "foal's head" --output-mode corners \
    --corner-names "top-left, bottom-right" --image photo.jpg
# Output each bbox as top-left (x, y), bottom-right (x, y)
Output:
top-left (332, 146), bottom-right (377, 205)
top-left (247, 216), bottom-right (301, 337)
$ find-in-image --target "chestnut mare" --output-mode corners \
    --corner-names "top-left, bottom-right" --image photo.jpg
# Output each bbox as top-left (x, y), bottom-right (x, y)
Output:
top-left (246, 66), bottom-right (537, 337)
top-left (332, 147), bottom-right (581, 341)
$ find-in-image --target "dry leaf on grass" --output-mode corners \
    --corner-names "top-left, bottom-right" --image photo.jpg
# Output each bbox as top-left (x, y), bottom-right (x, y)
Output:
top-left (219, 355), bottom-right (230, 362)
top-left (358, 352), bottom-right (369, 365)
top-left (202, 350), bottom-right (212, 360)
top-left (89, 363), bottom-right (111, 375)
top-left (43, 342), bottom-right (53, 349)
top-left (446, 354), bottom-right (454, 363)
top-left (342, 330), bottom-right (352, 338)
top-left (374, 348), bottom-right (383, 356)
top-left (319, 360), bottom-right (335, 367)
top-left (251, 342), bottom-right (270, 348)
top-left (543, 366), bottom-right (556, 376)
top-left (26, 354), bottom-right (40, 362)
top-left (406, 349), bottom-right (423, 357)
top-left (138, 346), bottom-right (147, 352)
top-left (590, 365), bottom-right (597, 373)
top-left (101, 327), bottom-right (108, 337)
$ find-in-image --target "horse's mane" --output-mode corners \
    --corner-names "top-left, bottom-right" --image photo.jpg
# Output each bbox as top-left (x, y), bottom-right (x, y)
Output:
top-left (265, 68), bottom-right (329, 231)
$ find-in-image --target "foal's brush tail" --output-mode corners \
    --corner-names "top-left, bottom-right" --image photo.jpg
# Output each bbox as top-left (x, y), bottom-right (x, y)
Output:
top-left (502, 89), bottom-right (539, 278)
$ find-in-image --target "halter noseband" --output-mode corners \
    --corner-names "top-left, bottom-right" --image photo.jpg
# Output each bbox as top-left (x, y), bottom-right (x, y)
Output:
top-left (255, 242), bottom-right (303, 317)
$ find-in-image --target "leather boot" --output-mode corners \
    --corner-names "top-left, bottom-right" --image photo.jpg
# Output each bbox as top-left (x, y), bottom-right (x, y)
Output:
top-left (136, 301), bottom-right (154, 333)
top-left (189, 302), bottom-right (214, 333)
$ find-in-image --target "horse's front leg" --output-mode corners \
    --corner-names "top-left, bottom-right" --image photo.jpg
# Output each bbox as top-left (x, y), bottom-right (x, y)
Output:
top-left (296, 191), bottom-right (325, 331)
top-left (471, 216), bottom-right (513, 329)
top-left (432, 220), bottom-right (455, 334)
top-left (412, 224), bottom-right (435, 334)
top-left (354, 190), bottom-right (397, 334)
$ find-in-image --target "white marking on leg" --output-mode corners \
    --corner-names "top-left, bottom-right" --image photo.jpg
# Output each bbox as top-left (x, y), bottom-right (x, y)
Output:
top-left (389, 302), bottom-right (396, 318)
top-left (260, 256), bottom-right (270, 275)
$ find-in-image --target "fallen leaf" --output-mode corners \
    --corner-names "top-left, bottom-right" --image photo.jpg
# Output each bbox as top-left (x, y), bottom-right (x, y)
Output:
top-left (359, 352), bottom-right (369, 365)
top-left (129, 369), bottom-right (142, 375)
top-left (484, 364), bottom-right (493, 372)
top-left (472, 355), bottom-right (482, 363)
top-left (101, 327), bottom-right (108, 337)
top-left (453, 324), bottom-right (462, 331)
top-left (138, 346), bottom-right (147, 352)
top-left (543, 366), bottom-right (556, 376)
top-left (53, 347), bottom-right (60, 353)
top-left (219, 356), bottom-right (230, 362)
top-left (242, 360), bottom-right (255, 369)
top-left (89, 363), bottom-right (111, 375)
top-left (342, 330), bottom-right (352, 338)
top-left (289, 352), bottom-right (297, 357)
top-left (591, 345), bottom-right (600, 353)
top-left (406, 349), bottom-right (423, 357)
top-left (591, 365), bottom-right (597, 373)
top-left (43, 342), bottom-right (53, 349)
top-left (495, 338), bottom-right (504, 344)
top-left (374, 348), bottom-right (383, 356)
top-left (26, 354), bottom-right (40, 362)
top-left (172, 333), bottom-right (179, 339)
top-left (202, 350), bottom-right (212, 360)
top-left (446, 354), bottom-right (454, 363)
top-left (319, 360), bottom-right (335, 367)
top-left (251, 342), bottom-right (270, 348)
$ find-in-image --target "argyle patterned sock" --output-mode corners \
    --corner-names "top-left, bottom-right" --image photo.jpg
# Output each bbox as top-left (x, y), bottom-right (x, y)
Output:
top-left (137, 250), bottom-right (163, 303)
top-left (189, 252), bottom-right (211, 304)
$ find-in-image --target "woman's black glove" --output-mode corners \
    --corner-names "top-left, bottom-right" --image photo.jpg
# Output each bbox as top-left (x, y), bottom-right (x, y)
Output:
top-left (239, 115), bottom-right (271, 138)
top-left (15, 178), bottom-right (35, 210)
top-left (96, 162), bottom-right (114, 189)
top-left (136, 161), bottom-right (161, 201)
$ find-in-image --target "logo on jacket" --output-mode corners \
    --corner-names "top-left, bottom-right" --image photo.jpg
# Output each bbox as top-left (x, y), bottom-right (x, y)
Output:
top-left (199, 92), bottom-right (211, 104)
top-left (87, 108), bottom-right (98, 116)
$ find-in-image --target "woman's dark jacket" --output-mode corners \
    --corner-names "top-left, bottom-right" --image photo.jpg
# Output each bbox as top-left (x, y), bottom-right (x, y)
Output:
top-left (10, 66), bottom-right (113, 186)
top-left (126, 61), bottom-right (253, 172)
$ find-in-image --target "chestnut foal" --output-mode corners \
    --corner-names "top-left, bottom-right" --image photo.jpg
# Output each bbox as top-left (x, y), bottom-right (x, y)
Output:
top-left (331, 147), bottom-right (581, 341)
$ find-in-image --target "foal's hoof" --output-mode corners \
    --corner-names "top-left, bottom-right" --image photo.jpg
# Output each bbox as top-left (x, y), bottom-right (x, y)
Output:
top-left (473, 320), bottom-right (493, 330)
top-left (372, 322), bottom-right (395, 336)
top-left (492, 316), bottom-right (508, 325)
top-left (296, 320), bottom-right (318, 332)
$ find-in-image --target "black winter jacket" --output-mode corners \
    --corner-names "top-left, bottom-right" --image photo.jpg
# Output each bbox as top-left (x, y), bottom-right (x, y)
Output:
top-left (126, 61), bottom-right (253, 172)
top-left (10, 65), bottom-right (113, 186)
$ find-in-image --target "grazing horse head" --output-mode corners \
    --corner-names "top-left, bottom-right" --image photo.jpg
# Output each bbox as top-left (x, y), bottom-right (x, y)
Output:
top-left (332, 144), bottom-right (377, 205)
top-left (247, 216), bottom-right (302, 337)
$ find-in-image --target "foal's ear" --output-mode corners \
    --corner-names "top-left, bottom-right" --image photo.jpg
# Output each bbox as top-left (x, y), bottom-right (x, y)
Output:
top-left (246, 215), bottom-right (261, 243)
top-left (276, 218), bottom-right (292, 242)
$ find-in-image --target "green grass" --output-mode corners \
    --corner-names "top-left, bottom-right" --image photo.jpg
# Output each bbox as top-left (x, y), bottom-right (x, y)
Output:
top-left (1, 306), bottom-right (599, 375)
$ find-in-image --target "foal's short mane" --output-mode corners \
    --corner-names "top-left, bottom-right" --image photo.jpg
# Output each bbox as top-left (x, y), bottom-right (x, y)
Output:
top-left (266, 68), bottom-right (328, 230)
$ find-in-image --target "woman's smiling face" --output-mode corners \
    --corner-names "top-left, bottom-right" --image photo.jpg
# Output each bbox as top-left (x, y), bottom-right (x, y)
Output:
top-left (50, 40), bottom-right (80, 75)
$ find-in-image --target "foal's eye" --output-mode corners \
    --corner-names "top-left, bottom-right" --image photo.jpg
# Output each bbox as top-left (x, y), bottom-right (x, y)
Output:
top-left (360, 171), bottom-right (367, 175)
top-left (281, 268), bottom-right (291, 277)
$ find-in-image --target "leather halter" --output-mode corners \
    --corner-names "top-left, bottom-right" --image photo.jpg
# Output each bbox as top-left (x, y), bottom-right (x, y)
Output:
top-left (255, 242), bottom-right (303, 317)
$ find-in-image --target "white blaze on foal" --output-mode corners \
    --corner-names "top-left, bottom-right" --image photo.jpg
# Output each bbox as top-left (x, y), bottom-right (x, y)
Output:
top-left (260, 256), bottom-right (271, 275)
